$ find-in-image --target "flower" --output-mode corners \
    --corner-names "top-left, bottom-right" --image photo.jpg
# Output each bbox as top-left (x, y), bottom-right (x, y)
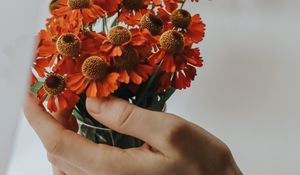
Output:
top-left (36, 73), bottom-right (80, 112)
top-left (111, 45), bottom-right (155, 85)
top-left (100, 26), bottom-right (146, 57)
top-left (52, 0), bottom-right (106, 26)
top-left (157, 8), bottom-right (206, 45)
top-left (148, 30), bottom-right (203, 90)
top-left (67, 55), bottom-right (120, 97)
top-left (118, 0), bottom-right (161, 26)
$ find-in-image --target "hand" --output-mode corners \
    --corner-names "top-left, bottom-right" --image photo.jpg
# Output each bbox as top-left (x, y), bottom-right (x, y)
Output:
top-left (23, 94), bottom-right (242, 175)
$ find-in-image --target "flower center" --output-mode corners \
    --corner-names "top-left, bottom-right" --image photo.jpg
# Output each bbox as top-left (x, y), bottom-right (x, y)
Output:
top-left (112, 46), bottom-right (139, 71)
top-left (68, 0), bottom-right (90, 9)
top-left (171, 9), bottom-right (192, 29)
top-left (82, 56), bottom-right (108, 80)
top-left (44, 74), bottom-right (66, 96)
top-left (56, 33), bottom-right (81, 57)
top-left (123, 0), bottom-right (146, 10)
top-left (141, 14), bottom-right (163, 35)
top-left (49, 0), bottom-right (60, 15)
top-left (160, 30), bottom-right (185, 53)
top-left (107, 26), bottom-right (132, 46)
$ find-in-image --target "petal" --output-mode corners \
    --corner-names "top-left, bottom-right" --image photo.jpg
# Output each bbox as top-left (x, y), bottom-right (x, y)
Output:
top-left (58, 95), bottom-right (68, 109)
top-left (86, 81), bottom-right (98, 97)
top-left (47, 96), bottom-right (58, 113)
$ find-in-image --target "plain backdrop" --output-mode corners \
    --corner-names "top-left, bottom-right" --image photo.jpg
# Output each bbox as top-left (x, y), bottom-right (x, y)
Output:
top-left (4, 0), bottom-right (300, 175)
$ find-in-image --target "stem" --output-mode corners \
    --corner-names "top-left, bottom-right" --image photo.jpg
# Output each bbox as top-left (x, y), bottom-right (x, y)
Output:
top-left (136, 62), bottom-right (162, 106)
top-left (180, 0), bottom-right (187, 9)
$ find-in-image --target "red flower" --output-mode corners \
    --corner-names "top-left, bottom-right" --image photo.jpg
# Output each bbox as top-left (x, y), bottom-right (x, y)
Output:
top-left (157, 8), bottom-right (206, 45)
top-left (53, 0), bottom-right (106, 26)
top-left (67, 55), bottom-right (120, 97)
top-left (36, 73), bottom-right (79, 112)
top-left (148, 30), bottom-right (203, 90)
top-left (99, 26), bottom-right (147, 57)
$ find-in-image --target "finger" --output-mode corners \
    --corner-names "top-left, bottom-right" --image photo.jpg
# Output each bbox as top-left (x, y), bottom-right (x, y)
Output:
top-left (86, 97), bottom-right (184, 150)
top-left (50, 156), bottom-right (88, 175)
top-left (51, 108), bottom-right (78, 132)
top-left (23, 93), bottom-right (134, 174)
top-left (52, 166), bottom-right (66, 175)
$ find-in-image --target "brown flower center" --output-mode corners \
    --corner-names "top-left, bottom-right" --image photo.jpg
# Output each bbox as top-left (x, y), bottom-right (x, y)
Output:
top-left (43, 74), bottom-right (66, 96)
top-left (68, 0), bottom-right (90, 9)
top-left (141, 14), bottom-right (163, 35)
top-left (171, 9), bottom-right (192, 29)
top-left (123, 0), bottom-right (146, 10)
top-left (82, 56), bottom-right (108, 80)
top-left (49, 0), bottom-right (60, 15)
top-left (160, 30), bottom-right (185, 53)
top-left (112, 46), bottom-right (139, 71)
top-left (56, 33), bottom-right (81, 57)
top-left (107, 26), bottom-right (132, 46)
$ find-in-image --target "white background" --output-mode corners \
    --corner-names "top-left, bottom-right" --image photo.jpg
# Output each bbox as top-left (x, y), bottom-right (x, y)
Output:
top-left (5, 0), bottom-right (300, 175)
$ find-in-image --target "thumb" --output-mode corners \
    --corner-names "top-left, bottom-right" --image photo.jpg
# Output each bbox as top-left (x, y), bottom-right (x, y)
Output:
top-left (86, 96), bottom-right (180, 149)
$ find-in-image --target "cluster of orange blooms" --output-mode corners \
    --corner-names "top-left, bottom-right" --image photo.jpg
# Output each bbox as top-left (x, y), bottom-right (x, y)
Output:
top-left (31, 0), bottom-right (205, 113)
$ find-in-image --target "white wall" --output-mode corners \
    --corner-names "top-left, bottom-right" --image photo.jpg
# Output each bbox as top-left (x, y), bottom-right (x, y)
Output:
top-left (0, 1), bottom-right (44, 174)
top-left (6, 0), bottom-right (300, 175)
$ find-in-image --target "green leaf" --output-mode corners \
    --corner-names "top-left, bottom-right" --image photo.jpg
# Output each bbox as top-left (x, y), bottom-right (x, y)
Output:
top-left (72, 108), bottom-right (84, 122)
top-left (30, 82), bottom-right (43, 95)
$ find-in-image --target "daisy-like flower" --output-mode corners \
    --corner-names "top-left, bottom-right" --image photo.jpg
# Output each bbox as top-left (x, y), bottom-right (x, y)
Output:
top-left (157, 8), bottom-right (206, 45)
top-left (67, 55), bottom-right (120, 97)
top-left (171, 9), bottom-right (205, 44)
top-left (149, 30), bottom-right (203, 89)
top-left (100, 26), bottom-right (146, 57)
top-left (36, 73), bottom-right (80, 112)
top-left (118, 0), bottom-right (161, 26)
top-left (49, 0), bottom-right (63, 15)
top-left (52, 0), bottom-right (106, 26)
top-left (36, 30), bottom-right (82, 74)
top-left (111, 45), bottom-right (155, 85)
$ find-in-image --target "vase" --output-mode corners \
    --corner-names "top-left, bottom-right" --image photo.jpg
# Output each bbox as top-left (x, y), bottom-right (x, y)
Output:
top-left (74, 97), bottom-right (167, 148)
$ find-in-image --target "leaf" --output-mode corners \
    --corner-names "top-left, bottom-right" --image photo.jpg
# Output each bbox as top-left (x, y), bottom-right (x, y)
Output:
top-left (72, 108), bottom-right (84, 122)
top-left (30, 82), bottom-right (43, 95)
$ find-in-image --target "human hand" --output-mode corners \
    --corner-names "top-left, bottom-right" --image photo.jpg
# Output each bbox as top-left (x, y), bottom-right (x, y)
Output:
top-left (23, 94), bottom-right (242, 175)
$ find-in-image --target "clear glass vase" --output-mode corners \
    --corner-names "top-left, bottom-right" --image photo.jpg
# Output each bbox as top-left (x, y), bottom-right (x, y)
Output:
top-left (77, 117), bottom-right (143, 148)
top-left (75, 101), bottom-right (166, 148)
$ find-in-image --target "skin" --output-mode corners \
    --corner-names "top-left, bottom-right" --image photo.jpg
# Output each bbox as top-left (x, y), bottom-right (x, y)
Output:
top-left (23, 93), bottom-right (243, 175)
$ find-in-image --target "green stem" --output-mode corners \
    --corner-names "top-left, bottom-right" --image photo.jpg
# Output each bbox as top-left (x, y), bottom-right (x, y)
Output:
top-left (180, 0), bottom-right (187, 9)
top-left (136, 62), bottom-right (162, 106)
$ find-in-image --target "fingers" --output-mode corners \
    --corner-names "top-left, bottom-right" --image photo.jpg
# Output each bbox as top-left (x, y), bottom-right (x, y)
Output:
top-left (23, 93), bottom-right (134, 174)
top-left (86, 97), bottom-right (186, 151)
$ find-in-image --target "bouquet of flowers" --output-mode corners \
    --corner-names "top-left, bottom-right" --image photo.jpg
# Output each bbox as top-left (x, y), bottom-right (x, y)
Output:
top-left (30, 0), bottom-right (205, 148)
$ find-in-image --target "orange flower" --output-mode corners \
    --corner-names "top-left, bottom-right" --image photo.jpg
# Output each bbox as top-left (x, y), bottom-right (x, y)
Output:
top-left (67, 55), bottom-right (120, 97)
top-left (35, 24), bottom-right (103, 76)
top-left (36, 73), bottom-right (80, 112)
top-left (111, 45), bottom-right (155, 85)
top-left (118, 0), bottom-right (161, 26)
top-left (157, 8), bottom-right (206, 45)
top-left (148, 30), bottom-right (203, 89)
top-left (52, 0), bottom-right (106, 26)
top-left (99, 26), bottom-right (146, 57)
